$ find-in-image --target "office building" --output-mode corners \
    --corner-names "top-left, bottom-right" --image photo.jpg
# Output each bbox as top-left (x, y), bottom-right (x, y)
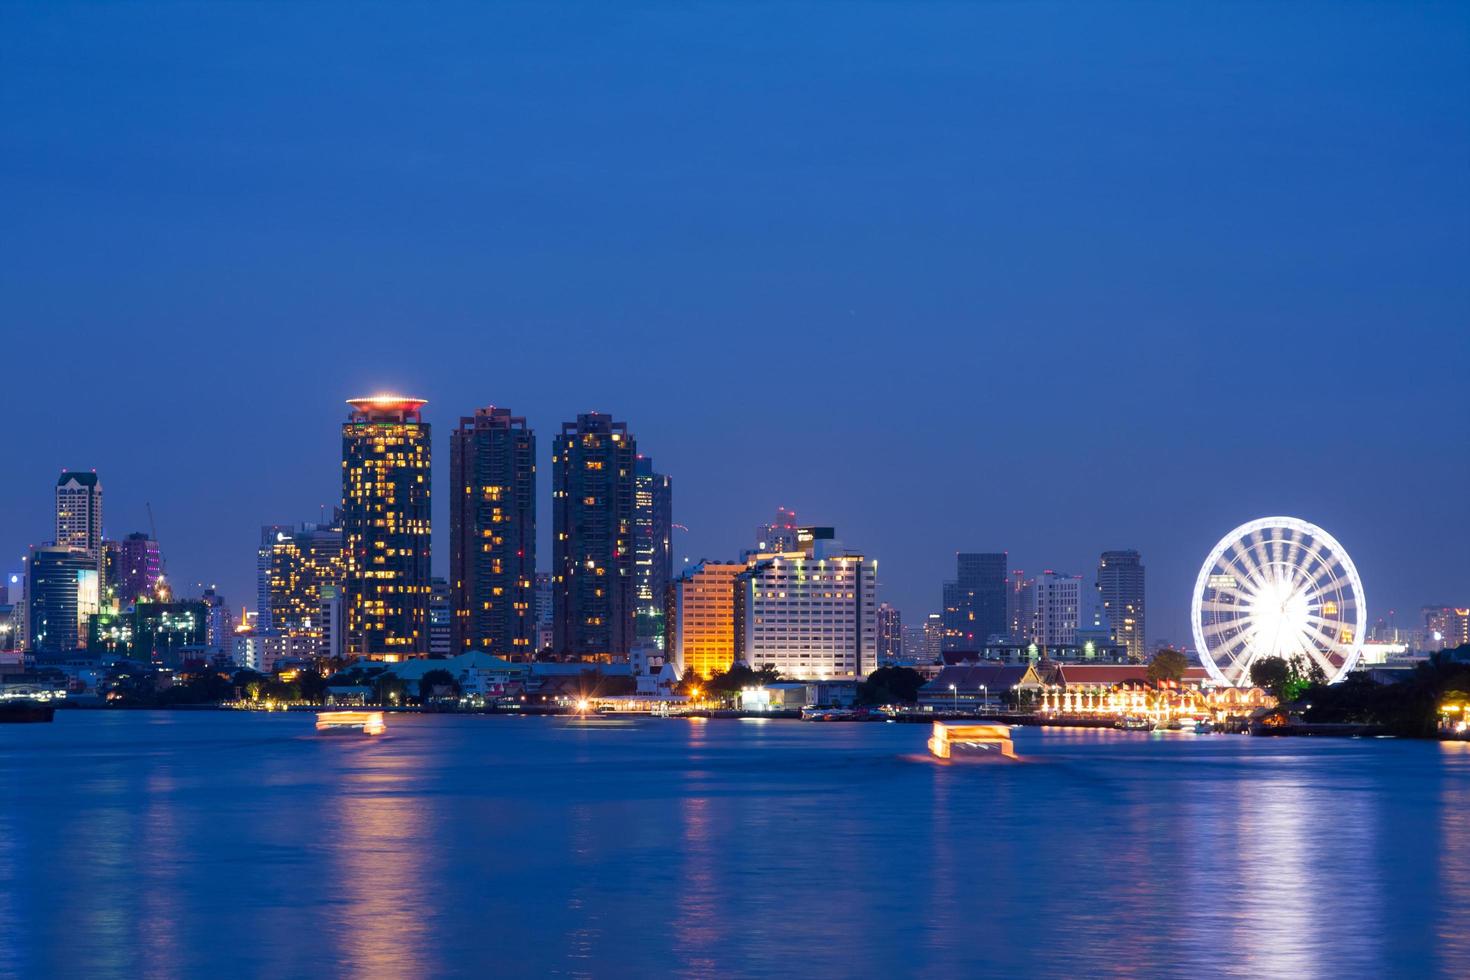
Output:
top-left (551, 413), bottom-right (636, 659)
top-left (1425, 606), bottom-right (1470, 651)
top-left (109, 533), bottom-right (162, 607)
top-left (262, 521), bottom-right (344, 649)
top-left (756, 507), bottom-right (800, 553)
top-left (201, 587), bottom-right (233, 654)
top-left (56, 470), bottom-right (103, 561)
top-left (669, 560), bottom-right (744, 680)
top-left (533, 572), bottom-right (553, 653)
top-left (941, 552), bottom-right (1008, 651)
top-left (449, 406), bottom-right (536, 656)
top-left (1007, 570), bottom-right (1033, 642)
top-left (1032, 572), bottom-right (1084, 647)
top-left (633, 456), bottom-right (673, 648)
top-left (429, 577), bottom-right (452, 656)
top-left (878, 602), bottom-right (903, 661)
top-left (255, 524), bottom-right (294, 633)
top-left (317, 584), bottom-right (345, 662)
top-left (24, 546), bottom-right (100, 653)
top-left (341, 396), bottom-right (432, 660)
top-left (735, 529), bottom-right (878, 680)
top-left (1097, 550), bottom-right (1146, 662)
top-left (922, 613), bottom-right (944, 661)
top-left (89, 600), bottom-right (208, 662)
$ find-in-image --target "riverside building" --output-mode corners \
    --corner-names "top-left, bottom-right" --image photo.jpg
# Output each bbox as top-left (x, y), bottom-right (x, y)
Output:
top-left (735, 528), bottom-right (878, 681)
top-left (668, 560), bottom-right (744, 680)
top-left (448, 406), bottom-right (536, 656)
top-left (551, 413), bottom-right (637, 659)
top-left (341, 396), bottom-right (432, 660)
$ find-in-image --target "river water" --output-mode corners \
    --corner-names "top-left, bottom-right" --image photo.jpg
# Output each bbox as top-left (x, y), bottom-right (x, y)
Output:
top-left (1, 712), bottom-right (1465, 978)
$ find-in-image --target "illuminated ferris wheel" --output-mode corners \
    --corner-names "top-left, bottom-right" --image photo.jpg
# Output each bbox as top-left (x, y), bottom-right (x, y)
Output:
top-left (1191, 517), bottom-right (1367, 688)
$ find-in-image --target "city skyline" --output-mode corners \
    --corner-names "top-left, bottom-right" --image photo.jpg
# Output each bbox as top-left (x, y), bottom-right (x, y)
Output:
top-left (3, 385), bottom-right (1466, 650)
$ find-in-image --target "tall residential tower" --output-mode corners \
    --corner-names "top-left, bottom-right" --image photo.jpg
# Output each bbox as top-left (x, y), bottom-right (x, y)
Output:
top-left (341, 396), bottom-right (432, 659)
top-left (552, 413), bottom-right (637, 659)
top-left (449, 406), bottom-right (536, 656)
top-left (1097, 550), bottom-right (1145, 662)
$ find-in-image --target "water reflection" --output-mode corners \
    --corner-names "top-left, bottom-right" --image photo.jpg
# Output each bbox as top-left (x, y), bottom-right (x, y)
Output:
top-left (326, 746), bottom-right (430, 980)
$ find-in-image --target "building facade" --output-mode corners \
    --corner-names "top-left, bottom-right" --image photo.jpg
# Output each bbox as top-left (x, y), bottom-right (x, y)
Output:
top-left (1032, 572), bottom-right (1083, 647)
top-left (449, 406), bottom-right (537, 656)
top-left (755, 507), bottom-right (800, 553)
top-left (551, 413), bottom-right (637, 659)
top-left (112, 533), bottom-right (162, 606)
top-left (262, 521), bottom-right (344, 655)
top-left (878, 602), bottom-right (903, 662)
top-left (24, 546), bottom-right (100, 653)
top-left (1425, 606), bottom-right (1470, 651)
top-left (1097, 549), bottom-right (1146, 662)
top-left (941, 552), bottom-right (1008, 651)
top-left (669, 560), bottom-right (744, 680)
top-left (735, 532), bottom-right (878, 681)
top-left (55, 471), bottom-right (104, 585)
top-left (341, 396), bottom-right (432, 659)
top-left (633, 456), bottom-right (673, 649)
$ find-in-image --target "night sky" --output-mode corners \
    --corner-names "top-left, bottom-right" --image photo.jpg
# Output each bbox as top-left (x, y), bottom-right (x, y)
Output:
top-left (3, 1), bottom-right (1466, 645)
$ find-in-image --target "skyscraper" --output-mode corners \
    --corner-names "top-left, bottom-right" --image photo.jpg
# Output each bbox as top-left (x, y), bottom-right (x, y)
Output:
top-left (55, 471), bottom-right (103, 582)
top-left (633, 456), bottom-right (673, 649)
top-left (256, 523), bottom-right (294, 633)
top-left (552, 413), bottom-right (637, 659)
top-left (878, 602), bottom-right (903, 661)
top-left (1097, 550), bottom-right (1146, 662)
top-left (669, 560), bottom-right (744, 680)
top-left (341, 396), bottom-right (432, 660)
top-left (24, 545), bottom-right (100, 653)
top-left (263, 521), bottom-right (344, 653)
top-left (1424, 606), bottom-right (1470, 651)
top-left (941, 552), bottom-right (1008, 651)
top-left (112, 532), bottom-right (162, 606)
top-left (1032, 571), bottom-right (1083, 647)
top-left (449, 406), bottom-right (536, 656)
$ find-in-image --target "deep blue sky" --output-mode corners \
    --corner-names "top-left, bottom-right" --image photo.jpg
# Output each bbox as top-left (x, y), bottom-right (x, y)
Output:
top-left (3, 1), bottom-right (1467, 645)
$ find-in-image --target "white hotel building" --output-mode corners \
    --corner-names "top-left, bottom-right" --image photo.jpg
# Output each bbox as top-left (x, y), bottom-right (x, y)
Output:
top-left (736, 531), bottom-right (878, 681)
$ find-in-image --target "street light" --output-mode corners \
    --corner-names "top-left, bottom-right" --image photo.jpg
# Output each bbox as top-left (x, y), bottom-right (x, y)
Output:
top-left (949, 683), bottom-right (957, 713)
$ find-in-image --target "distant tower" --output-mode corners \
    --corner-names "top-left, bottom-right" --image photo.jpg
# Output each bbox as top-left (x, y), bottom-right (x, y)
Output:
top-left (55, 471), bottom-right (103, 579)
top-left (877, 603), bottom-right (903, 661)
top-left (756, 507), bottom-right (799, 553)
top-left (552, 413), bottom-right (637, 659)
top-left (341, 396), bottom-right (432, 659)
top-left (1032, 571), bottom-right (1083, 647)
top-left (633, 456), bottom-right (673, 649)
top-left (1097, 550), bottom-right (1146, 661)
top-left (941, 553), bottom-right (1008, 651)
top-left (115, 532), bottom-right (162, 606)
top-left (449, 406), bottom-right (537, 656)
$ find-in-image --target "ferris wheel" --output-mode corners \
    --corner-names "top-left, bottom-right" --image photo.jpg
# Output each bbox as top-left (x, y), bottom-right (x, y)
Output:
top-left (1191, 517), bottom-right (1367, 688)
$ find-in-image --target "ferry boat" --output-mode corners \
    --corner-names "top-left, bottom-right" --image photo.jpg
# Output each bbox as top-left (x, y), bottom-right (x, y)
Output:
top-left (1115, 715), bottom-right (1152, 732)
top-left (315, 710), bottom-right (386, 736)
top-left (0, 701), bottom-right (56, 723)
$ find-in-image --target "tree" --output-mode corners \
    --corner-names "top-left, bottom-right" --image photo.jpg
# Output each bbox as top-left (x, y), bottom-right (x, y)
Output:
top-left (296, 669), bottom-right (328, 704)
top-left (419, 668), bottom-right (461, 703)
top-left (1250, 656), bottom-right (1293, 701)
top-left (1146, 648), bottom-right (1189, 685)
top-left (706, 664), bottom-right (780, 695)
top-left (857, 666), bottom-right (925, 706)
top-left (374, 674), bottom-right (408, 706)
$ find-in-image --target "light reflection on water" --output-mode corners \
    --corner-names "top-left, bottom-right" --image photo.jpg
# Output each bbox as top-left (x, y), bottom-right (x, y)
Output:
top-left (1, 714), bottom-right (1466, 977)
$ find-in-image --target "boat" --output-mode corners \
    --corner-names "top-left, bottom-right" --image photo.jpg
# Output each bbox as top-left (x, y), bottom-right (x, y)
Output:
top-left (1194, 720), bottom-right (1215, 734)
top-left (0, 701), bottom-right (56, 723)
top-left (1114, 715), bottom-right (1152, 731)
top-left (315, 710), bottom-right (386, 736)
